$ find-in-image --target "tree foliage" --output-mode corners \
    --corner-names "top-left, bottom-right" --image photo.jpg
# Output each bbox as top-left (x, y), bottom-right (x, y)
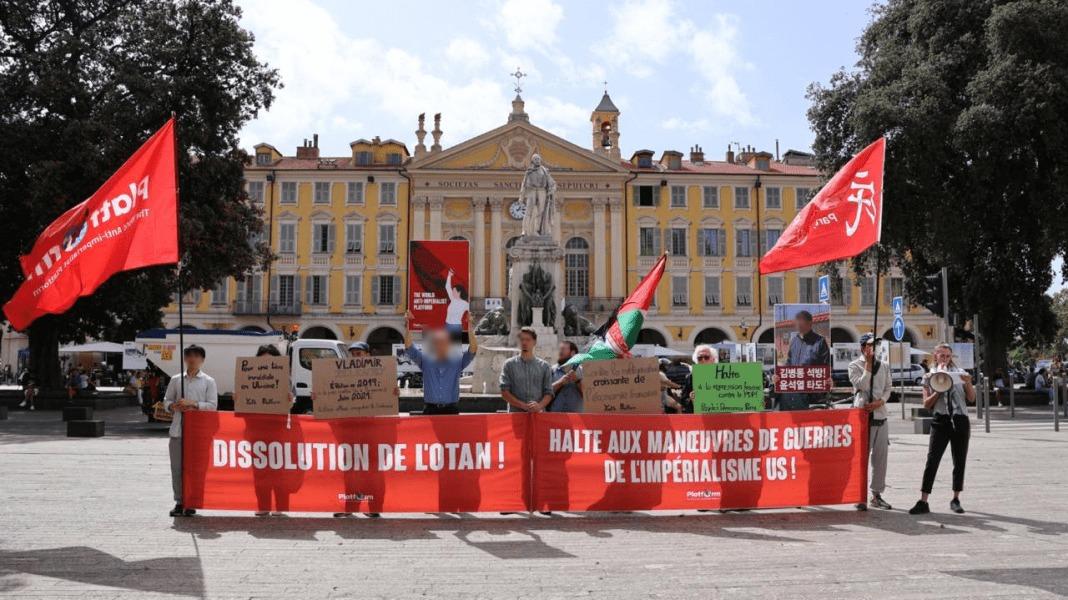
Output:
top-left (807, 0), bottom-right (1068, 371)
top-left (0, 0), bottom-right (280, 387)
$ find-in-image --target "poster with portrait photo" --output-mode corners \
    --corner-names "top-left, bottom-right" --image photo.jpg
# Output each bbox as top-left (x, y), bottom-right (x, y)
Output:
top-left (773, 303), bottom-right (832, 393)
top-left (408, 240), bottom-right (470, 332)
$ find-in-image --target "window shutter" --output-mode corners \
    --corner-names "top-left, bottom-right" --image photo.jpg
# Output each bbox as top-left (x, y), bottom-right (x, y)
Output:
top-left (236, 279), bottom-right (247, 304)
top-left (696, 229), bottom-right (705, 256)
top-left (735, 229), bottom-right (743, 256)
top-left (294, 274), bottom-right (302, 306)
top-left (718, 229), bottom-right (727, 256)
top-left (883, 278), bottom-right (891, 304)
top-left (328, 224), bottom-right (336, 253)
top-left (749, 228), bottom-right (759, 257)
top-left (372, 276), bottom-right (380, 305)
top-left (843, 280), bottom-right (853, 306)
top-left (632, 185), bottom-right (640, 206)
top-left (392, 276), bottom-right (401, 306)
top-left (269, 275), bottom-right (279, 306)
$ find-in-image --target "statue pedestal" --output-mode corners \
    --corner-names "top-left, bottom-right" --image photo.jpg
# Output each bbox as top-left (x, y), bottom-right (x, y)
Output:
top-left (469, 343), bottom-right (518, 394)
top-left (507, 235), bottom-right (564, 345)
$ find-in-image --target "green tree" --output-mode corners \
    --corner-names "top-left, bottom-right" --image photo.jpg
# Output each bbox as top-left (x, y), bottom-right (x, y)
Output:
top-left (807, 0), bottom-right (1068, 373)
top-left (0, 0), bottom-right (279, 388)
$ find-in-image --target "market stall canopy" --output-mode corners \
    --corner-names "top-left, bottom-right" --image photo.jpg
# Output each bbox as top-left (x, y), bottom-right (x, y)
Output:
top-left (58, 342), bottom-right (126, 353)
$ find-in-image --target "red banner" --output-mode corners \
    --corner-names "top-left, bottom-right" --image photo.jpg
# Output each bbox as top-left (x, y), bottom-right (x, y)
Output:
top-left (182, 411), bottom-right (530, 513)
top-left (183, 410), bottom-right (868, 513)
top-left (407, 240), bottom-right (469, 331)
top-left (531, 410), bottom-right (868, 512)
top-left (3, 119), bottom-right (178, 331)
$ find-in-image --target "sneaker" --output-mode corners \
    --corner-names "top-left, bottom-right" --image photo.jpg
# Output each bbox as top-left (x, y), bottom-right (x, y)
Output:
top-left (870, 495), bottom-right (892, 510)
top-left (183, 508), bottom-right (196, 516)
top-left (17, 401), bottom-right (26, 408)
top-left (908, 500), bottom-right (930, 515)
top-left (949, 498), bottom-right (965, 514)
top-left (855, 503), bottom-right (868, 511)
top-left (28, 405), bottom-right (34, 411)
top-left (255, 511), bottom-right (270, 517)
top-left (333, 512), bottom-right (353, 518)
top-left (364, 513), bottom-right (380, 518)
top-left (169, 503), bottom-right (184, 517)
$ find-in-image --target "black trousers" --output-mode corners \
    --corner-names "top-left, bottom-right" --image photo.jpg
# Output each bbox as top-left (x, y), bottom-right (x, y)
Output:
top-left (921, 414), bottom-right (970, 494)
top-left (422, 403), bottom-right (460, 415)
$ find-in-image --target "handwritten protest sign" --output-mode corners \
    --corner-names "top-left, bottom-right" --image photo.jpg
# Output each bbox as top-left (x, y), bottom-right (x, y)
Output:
top-left (582, 357), bottom-right (661, 414)
top-left (312, 356), bottom-right (398, 419)
top-left (693, 363), bottom-right (765, 414)
top-left (234, 356), bottom-right (291, 415)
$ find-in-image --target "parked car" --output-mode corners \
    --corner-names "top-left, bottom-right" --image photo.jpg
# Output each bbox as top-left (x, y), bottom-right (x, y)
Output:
top-left (890, 364), bottom-right (926, 385)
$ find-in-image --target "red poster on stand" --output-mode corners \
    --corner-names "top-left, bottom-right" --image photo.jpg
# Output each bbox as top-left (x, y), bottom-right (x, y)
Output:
top-left (182, 412), bottom-right (530, 513)
top-left (408, 240), bottom-right (469, 332)
top-left (531, 410), bottom-right (867, 512)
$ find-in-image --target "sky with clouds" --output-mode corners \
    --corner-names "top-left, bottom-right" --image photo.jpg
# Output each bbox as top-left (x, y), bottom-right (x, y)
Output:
top-left (233, 0), bottom-right (1065, 293)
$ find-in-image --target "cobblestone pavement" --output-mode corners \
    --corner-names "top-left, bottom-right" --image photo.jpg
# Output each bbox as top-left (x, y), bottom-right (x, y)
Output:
top-left (0, 405), bottom-right (1065, 599)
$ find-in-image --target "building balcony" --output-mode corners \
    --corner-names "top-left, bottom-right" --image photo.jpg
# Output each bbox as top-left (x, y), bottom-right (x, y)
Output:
top-left (344, 253), bottom-right (364, 267)
top-left (233, 300), bottom-right (265, 315)
top-left (276, 254), bottom-right (297, 266)
top-left (269, 301), bottom-right (303, 316)
top-left (310, 253), bottom-right (331, 267)
top-left (377, 254), bottom-right (398, 268)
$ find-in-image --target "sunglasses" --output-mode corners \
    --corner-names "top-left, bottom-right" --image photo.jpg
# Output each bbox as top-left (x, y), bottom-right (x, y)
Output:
top-left (696, 354), bottom-right (713, 361)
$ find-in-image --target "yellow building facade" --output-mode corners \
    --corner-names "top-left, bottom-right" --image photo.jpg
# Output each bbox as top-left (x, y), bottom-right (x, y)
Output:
top-left (165, 94), bottom-right (942, 353)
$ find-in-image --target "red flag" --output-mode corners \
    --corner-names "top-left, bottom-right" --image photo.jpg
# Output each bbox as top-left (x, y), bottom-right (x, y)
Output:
top-left (3, 119), bottom-right (179, 331)
top-left (759, 137), bottom-right (885, 274)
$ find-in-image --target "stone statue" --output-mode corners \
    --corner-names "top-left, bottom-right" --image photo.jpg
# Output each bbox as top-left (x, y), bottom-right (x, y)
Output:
top-left (475, 307), bottom-right (510, 336)
top-left (562, 303), bottom-right (595, 337)
top-left (517, 263), bottom-right (556, 329)
top-left (519, 153), bottom-right (557, 237)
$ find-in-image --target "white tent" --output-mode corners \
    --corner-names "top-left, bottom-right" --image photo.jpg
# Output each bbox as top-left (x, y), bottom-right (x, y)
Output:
top-left (58, 342), bottom-right (126, 354)
top-left (630, 344), bottom-right (689, 358)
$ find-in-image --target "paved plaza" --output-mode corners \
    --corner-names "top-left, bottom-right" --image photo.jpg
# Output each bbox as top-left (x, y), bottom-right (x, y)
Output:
top-left (0, 405), bottom-right (1065, 599)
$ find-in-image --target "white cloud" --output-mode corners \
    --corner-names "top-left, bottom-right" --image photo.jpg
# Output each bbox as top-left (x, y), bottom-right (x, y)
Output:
top-left (494, 0), bottom-right (564, 52)
top-left (446, 37), bottom-right (490, 69)
top-left (596, 0), bottom-right (754, 125)
top-left (661, 117), bottom-right (711, 132)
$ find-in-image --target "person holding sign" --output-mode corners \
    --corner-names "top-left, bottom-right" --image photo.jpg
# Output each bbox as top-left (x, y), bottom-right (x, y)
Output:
top-left (500, 327), bottom-right (552, 412)
top-left (674, 345), bottom-right (718, 414)
top-left (848, 333), bottom-right (892, 511)
top-left (403, 310), bottom-right (477, 415)
top-left (347, 341), bottom-right (370, 358)
top-left (163, 345), bottom-right (218, 517)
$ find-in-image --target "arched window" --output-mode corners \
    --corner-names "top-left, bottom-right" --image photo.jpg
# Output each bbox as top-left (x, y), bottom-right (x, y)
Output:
top-left (301, 326), bottom-right (337, 340)
top-left (564, 237), bottom-right (589, 306)
top-left (694, 327), bottom-right (730, 345)
top-left (831, 327), bottom-right (856, 344)
top-left (637, 328), bottom-right (667, 346)
top-left (366, 326), bottom-right (404, 356)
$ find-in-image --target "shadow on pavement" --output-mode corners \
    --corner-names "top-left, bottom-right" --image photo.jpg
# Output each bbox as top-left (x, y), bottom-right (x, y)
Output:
top-left (0, 545), bottom-right (204, 598)
top-left (169, 507), bottom-right (1068, 560)
top-left (946, 566), bottom-right (1068, 597)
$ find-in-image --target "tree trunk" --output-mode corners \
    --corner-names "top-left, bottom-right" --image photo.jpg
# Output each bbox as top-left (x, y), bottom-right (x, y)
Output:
top-left (28, 316), bottom-right (62, 390)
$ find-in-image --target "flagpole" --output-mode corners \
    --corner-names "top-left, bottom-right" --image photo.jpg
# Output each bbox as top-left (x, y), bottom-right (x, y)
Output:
top-left (171, 112), bottom-right (185, 399)
top-left (870, 246), bottom-right (881, 407)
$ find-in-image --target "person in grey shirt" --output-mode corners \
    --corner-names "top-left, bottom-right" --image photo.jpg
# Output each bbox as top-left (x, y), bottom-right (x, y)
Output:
top-left (550, 341), bottom-right (583, 413)
top-left (500, 327), bottom-right (552, 412)
top-left (849, 333), bottom-right (892, 511)
top-left (163, 344), bottom-right (218, 517)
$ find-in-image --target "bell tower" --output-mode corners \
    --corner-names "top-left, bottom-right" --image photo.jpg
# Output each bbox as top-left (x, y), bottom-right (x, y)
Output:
top-left (591, 88), bottom-right (620, 160)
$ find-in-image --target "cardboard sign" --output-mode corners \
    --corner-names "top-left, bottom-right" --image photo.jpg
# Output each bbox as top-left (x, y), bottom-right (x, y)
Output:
top-left (408, 240), bottom-right (470, 331)
top-left (312, 356), bottom-right (398, 419)
top-left (773, 303), bottom-right (832, 393)
top-left (581, 357), bottom-right (661, 414)
top-left (234, 356), bottom-right (291, 415)
top-left (692, 363), bottom-right (764, 414)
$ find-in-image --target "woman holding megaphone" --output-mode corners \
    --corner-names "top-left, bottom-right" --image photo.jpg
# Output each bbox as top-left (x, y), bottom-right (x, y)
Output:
top-left (908, 343), bottom-right (976, 515)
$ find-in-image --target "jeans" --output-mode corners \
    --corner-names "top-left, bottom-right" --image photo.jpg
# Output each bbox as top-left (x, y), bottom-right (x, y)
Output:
top-left (920, 414), bottom-right (970, 494)
top-left (869, 422), bottom-right (889, 495)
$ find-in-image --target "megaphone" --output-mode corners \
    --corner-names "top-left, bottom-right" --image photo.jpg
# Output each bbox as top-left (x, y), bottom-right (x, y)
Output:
top-left (926, 371), bottom-right (961, 393)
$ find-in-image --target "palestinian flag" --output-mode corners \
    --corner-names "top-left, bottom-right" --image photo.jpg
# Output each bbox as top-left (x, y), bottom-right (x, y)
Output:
top-left (564, 253), bottom-right (667, 370)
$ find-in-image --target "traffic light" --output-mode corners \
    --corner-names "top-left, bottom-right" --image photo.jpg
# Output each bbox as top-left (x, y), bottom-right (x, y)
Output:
top-left (921, 272), bottom-right (944, 317)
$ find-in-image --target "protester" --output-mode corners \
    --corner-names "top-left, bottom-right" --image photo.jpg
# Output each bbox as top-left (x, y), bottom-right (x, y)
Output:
top-left (163, 344), bottom-right (218, 517)
top-left (675, 345), bottom-right (718, 413)
top-left (252, 344), bottom-right (296, 517)
top-left (908, 343), bottom-right (975, 515)
top-left (1034, 367), bottom-right (1055, 405)
top-left (404, 310), bottom-right (477, 415)
top-left (19, 378), bottom-right (37, 410)
top-left (779, 310), bottom-right (831, 411)
top-left (993, 368), bottom-right (1008, 407)
top-left (549, 341), bottom-right (583, 413)
top-left (348, 341), bottom-right (370, 358)
top-left (444, 269), bottom-right (470, 337)
top-left (500, 327), bottom-right (552, 412)
top-left (660, 359), bottom-right (685, 413)
top-left (848, 333), bottom-right (892, 511)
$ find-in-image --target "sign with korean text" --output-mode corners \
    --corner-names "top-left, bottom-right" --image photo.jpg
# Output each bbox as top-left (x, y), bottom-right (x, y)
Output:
top-left (774, 303), bottom-right (832, 393)
top-left (312, 356), bottom-right (398, 419)
top-left (693, 363), bottom-right (765, 414)
top-left (582, 357), bottom-right (661, 414)
top-left (234, 356), bottom-right (291, 415)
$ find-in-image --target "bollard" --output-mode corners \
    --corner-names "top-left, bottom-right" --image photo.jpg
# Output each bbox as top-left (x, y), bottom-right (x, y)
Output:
top-left (1055, 383), bottom-right (1061, 433)
top-left (984, 374), bottom-right (990, 433)
top-left (1009, 380), bottom-right (1015, 418)
top-left (976, 374), bottom-right (983, 420)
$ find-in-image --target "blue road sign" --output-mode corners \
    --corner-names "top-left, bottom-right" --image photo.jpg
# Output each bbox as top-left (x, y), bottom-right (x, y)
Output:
top-left (818, 275), bottom-right (830, 304)
top-left (892, 316), bottom-right (906, 342)
top-left (892, 296), bottom-right (904, 317)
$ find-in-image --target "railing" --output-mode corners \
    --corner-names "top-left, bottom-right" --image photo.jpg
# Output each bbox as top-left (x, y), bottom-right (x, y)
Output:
top-left (269, 301), bottom-right (302, 316)
top-left (233, 300), bottom-right (264, 315)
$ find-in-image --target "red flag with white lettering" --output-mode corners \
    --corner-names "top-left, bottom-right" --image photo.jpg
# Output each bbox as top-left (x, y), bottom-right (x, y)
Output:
top-left (759, 137), bottom-right (885, 274)
top-left (3, 119), bottom-right (178, 331)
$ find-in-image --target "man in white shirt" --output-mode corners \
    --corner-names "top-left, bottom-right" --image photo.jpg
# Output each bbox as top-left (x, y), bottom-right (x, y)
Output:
top-left (848, 333), bottom-right (892, 511)
top-left (444, 269), bottom-right (469, 336)
top-left (163, 344), bottom-right (218, 517)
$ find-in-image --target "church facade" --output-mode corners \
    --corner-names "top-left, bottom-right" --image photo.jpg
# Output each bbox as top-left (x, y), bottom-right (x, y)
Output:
top-left (163, 93), bottom-right (942, 354)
